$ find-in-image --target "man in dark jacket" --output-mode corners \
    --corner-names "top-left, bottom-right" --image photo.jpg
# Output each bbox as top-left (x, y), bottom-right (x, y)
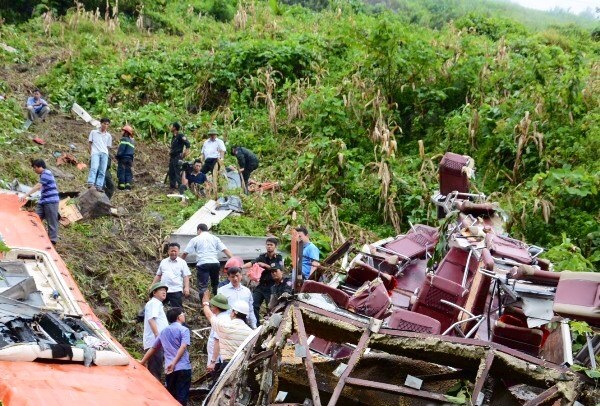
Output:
top-left (243, 238), bottom-right (283, 323)
top-left (231, 146), bottom-right (259, 193)
top-left (116, 125), bottom-right (135, 190)
top-left (168, 122), bottom-right (190, 190)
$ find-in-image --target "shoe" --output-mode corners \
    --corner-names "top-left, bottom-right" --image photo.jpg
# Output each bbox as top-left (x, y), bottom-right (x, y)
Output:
top-left (95, 186), bottom-right (104, 192)
top-left (125, 184), bottom-right (132, 190)
top-left (118, 184), bottom-right (126, 190)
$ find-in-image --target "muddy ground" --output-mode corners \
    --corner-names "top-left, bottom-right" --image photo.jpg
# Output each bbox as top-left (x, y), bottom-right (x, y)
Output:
top-left (1, 55), bottom-right (215, 397)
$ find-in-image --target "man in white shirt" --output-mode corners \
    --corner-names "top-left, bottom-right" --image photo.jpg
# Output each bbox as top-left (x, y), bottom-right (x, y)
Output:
top-left (200, 128), bottom-right (226, 174)
top-left (87, 117), bottom-right (113, 192)
top-left (217, 267), bottom-right (257, 328)
top-left (143, 281), bottom-right (169, 381)
top-left (202, 291), bottom-right (253, 369)
top-left (153, 242), bottom-right (191, 308)
top-left (182, 223), bottom-right (233, 298)
top-left (205, 293), bottom-right (230, 386)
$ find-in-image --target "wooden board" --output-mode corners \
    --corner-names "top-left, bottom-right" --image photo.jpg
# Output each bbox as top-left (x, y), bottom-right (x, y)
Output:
top-left (58, 198), bottom-right (82, 226)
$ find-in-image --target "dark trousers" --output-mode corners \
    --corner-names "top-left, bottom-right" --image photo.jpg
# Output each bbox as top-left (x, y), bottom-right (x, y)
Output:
top-left (168, 156), bottom-right (181, 189)
top-left (196, 263), bottom-right (221, 297)
top-left (104, 159), bottom-right (115, 199)
top-left (117, 157), bottom-right (133, 186)
top-left (147, 347), bottom-right (164, 383)
top-left (252, 284), bottom-right (272, 324)
top-left (166, 369), bottom-right (192, 405)
top-left (165, 291), bottom-right (183, 309)
top-left (210, 360), bottom-right (229, 388)
top-left (36, 202), bottom-right (59, 243)
top-left (200, 158), bottom-right (218, 174)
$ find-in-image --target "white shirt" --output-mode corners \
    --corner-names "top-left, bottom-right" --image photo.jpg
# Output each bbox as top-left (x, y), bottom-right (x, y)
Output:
top-left (143, 297), bottom-right (168, 349)
top-left (156, 257), bottom-right (191, 293)
top-left (201, 138), bottom-right (226, 159)
top-left (184, 232), bottom-right (227, 266)
top-left (217, 282), bottom-right (257, 328)
top-left (207, 311), bottom-right (229, 366)
top-left (89, 129), bottom-right (112, 155)
top-left (209, 316), bottom-right (253, 361)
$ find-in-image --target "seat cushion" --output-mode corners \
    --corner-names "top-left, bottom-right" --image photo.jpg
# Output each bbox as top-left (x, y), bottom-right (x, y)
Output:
top-left (386, 309), bottom-right (441, 334)
top-left (301, 280), bottom-right (350, 308)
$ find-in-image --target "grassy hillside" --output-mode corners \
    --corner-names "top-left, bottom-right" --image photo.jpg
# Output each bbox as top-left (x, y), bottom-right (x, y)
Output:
top-left (0, 0), bottom-right (598, 357)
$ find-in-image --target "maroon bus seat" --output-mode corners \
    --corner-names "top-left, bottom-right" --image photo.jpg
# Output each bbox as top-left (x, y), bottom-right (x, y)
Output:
top-left (346, 261), bottom-right (397, 292)
top-left (509, 264), bottom-right (560, 286)
top-left (439, 152), bottom-right (471, 195)
top-left (386, 309), bottom-right (441, 335)
top-left (491, 307), bottom-right (547, 356)
top-left (485, 234), bottom-right (532, 264)
top-left (412, 274), bottom-right (469, 333)
top-left (435, 247), bottom-right (477, 286)
top-left (407, 224), bottom-right (440, 244)
top-left (455, 201), bottom-right (497, 216)
top-left (301, 280), bottom-right (350, 309)
top-left (348, 278), bottom-right (391, 319)
top-left (553, 271), bottom-right (600, 328)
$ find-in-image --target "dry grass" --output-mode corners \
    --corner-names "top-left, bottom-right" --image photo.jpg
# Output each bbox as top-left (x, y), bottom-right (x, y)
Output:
top-left (513, 111), bottom-right (544, 182)
top-left (253, 67), bottom-right (280, 134)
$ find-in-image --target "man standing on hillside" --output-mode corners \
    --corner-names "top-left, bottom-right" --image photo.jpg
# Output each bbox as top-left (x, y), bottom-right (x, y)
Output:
top-left (87, 118), bottom-right (112, 192)
top-left (269, 267), bottom-right (292, 312)
top-left (295, 226), bottom-right (320, 279)
top-left (217, 267), bottom-right (257, 329)
top-left (143, 282), bottom-right (169, 382)
top-left (242, 237), bottom-right (283, 324)
top-left (231, 146), bottom-right (259, 194)
top-left (25, 89), bottom-right (50, 128)
top-left (115, 125), bottom-right (135, 190)
top-left (153, 242), bottom-right (191, 308)
top-left (181, 223), bottom-right (233, 298)
top-left (20, 159), bottom-right (60, 245)
top-left (200, 128), bottom-right (226, 175)
top-left (168, 122), bottom-right (190, 191)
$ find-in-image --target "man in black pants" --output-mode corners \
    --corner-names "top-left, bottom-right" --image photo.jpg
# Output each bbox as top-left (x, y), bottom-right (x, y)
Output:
top-left (168, 122), bottom-right (190, 190)
top-left (181, 223), bottom-right (233, 298)
top-left (200, 128), bottom-right (226, 174)
top-left (231, 146), bottom-right (259, 193)
top-left (243, 237), bottom-right (283, 324)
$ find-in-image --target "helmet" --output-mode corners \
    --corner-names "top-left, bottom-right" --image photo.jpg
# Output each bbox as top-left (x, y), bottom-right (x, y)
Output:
top-left (122, 125), bottom-right (134, 135)
top-left (148, 281), bottom-right (168, 298)
top-left (231, 300), bottom-right (250, 316)
top-left (224, 256), bottom-right (244, 271)
top-left (207, 128), bottom-right (219, 136)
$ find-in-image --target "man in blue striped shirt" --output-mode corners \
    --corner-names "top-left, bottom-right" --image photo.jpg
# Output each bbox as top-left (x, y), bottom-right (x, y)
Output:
top-left (21, 159), bottom-right (60, 245)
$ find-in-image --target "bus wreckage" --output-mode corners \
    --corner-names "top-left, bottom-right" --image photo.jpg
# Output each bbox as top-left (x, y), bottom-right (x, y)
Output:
top-left (205, 152), bottom-right (599, 406)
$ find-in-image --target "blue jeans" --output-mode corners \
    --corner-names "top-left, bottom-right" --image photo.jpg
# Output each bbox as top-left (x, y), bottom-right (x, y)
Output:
top-left (166, 369), bottom-right (191, 405)
top-left (87, 153), bottom-right (108, 188)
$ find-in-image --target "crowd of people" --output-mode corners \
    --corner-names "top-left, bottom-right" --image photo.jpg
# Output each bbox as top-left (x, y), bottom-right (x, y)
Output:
top-left (138, 225), bottom-right (320, 405)
top-left (19, 90), bottom-right (321, 405)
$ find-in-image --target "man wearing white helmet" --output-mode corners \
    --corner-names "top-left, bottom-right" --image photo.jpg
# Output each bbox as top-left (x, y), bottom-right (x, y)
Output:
top-left (201, 291), bottom-right (253, 369)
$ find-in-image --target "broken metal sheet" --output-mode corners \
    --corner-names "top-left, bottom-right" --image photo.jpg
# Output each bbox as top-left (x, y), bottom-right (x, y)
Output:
top-left (71, 103), bottom-right (100, 127)
top-left (521, 296), bottom-right (554, 328)
top-left (173, 199), bottom-right (231, 233)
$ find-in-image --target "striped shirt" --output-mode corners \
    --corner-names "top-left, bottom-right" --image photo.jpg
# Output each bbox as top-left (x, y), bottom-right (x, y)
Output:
top-left (210, 316), bottom-right (253, 361)
top-left (39, 169), bottom-right (59, 205)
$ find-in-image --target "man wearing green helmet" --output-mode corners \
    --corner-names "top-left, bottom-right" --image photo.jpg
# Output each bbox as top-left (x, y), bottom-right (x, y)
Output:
top-left (200, 127), bottom-right (226, 174)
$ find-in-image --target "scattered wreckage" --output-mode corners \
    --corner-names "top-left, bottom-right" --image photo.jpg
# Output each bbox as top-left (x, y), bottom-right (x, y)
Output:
top-left (205, 152), bottom-right (599, 405)
top-left (0, 192), bottom-right (177, 404)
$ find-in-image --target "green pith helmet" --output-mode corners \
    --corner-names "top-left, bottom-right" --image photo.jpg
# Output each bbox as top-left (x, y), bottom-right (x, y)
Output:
top-left (148, 281), bottom-right (169, 298)
top-left (209, 294), bottom-right (230, 310)
top-left (207, 128), bottom-right (219, 136)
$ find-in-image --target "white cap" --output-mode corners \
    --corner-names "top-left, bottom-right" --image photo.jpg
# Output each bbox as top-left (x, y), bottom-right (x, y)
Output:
top-left (231, 300), bottom-right (250, 316)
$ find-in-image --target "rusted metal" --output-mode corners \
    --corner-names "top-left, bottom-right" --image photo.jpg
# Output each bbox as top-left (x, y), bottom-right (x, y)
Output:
top-left (522, 385), bottom-right (560, 406)
top-left (326, 328), bottom-right (371, 406)
top-left (344, 377), bottom-right (450, 402)
top-left (293, 305), bottom-right (322, 406)
top-left (471, 350), bottom-right (495, 405)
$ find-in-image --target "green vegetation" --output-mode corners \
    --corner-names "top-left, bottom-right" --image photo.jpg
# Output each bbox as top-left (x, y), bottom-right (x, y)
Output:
top-left (0, 0), bottom-right (598, 352)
